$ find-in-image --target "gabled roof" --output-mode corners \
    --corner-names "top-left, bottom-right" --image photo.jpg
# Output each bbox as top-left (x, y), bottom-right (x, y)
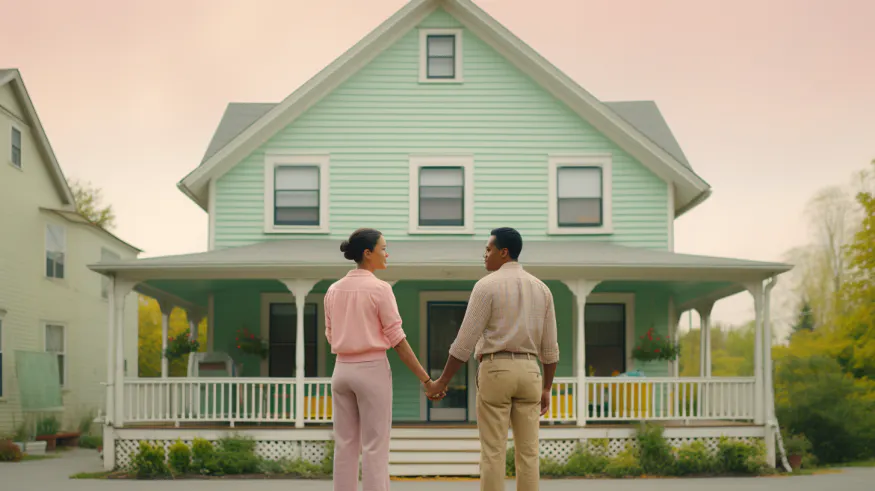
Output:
top-left (40, 207), bottom-right (142, 253)
top-left (178, 0), bottom-right (711, 214)
top-left (0, 69), bottom-right (76, 208)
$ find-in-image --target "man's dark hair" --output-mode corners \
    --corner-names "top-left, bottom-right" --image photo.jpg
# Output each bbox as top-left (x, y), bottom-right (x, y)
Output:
top-left (490, 227), bottom-right (522, 260)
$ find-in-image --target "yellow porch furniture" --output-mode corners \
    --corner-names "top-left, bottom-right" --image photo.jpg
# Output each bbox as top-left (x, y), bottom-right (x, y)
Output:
top-left (303, 395), bottom-right (333, 419)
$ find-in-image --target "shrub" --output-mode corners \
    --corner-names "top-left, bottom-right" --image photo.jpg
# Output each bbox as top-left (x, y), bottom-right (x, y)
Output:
top-left (36, 415), bottom-right (60, 436)
top-left (191, 438), bottom-right (220, 475)
top-left (321, 440), bottom-right (334, 475)
top-left (563, 443), bottom-right (609, 476)
top-left (636, 423), bottom-right (676, 475)
top-left (539, 457), bottom-right (566, 477)
top-left (168, 439), bottom-right (192, 475)
top-left (130, 441), bottom-right (170, 479)
top-left (775, 353), bottom-right (875, 463)
top-left (283, 458), bottom-right (329, 478)
top-left (505, 445), bottom-right (515, 477)
top-left (79, 435), bottom-right (103, 449)
top-left (675, 441), bottom-right (718, 476)
top-left (716, 437), bottom-right (767, 474)
top-left (0, 440), bottom-right (23, 462)
top-left (216, 436), bottom-right (260, 475)
top-left (604, 447), bottom-right (643, 478)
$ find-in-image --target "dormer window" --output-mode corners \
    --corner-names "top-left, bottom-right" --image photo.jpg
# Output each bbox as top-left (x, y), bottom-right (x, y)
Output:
top-left (419, 29), bottom-right (463, 83)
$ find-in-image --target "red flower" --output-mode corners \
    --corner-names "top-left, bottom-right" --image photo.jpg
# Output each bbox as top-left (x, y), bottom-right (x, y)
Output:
top-left (237, 345), bottom-right (241, 349)
top-left (647, 331), bottom-right (653, 341)
top-left (235, 337), bottom-right (239, 341)
top-left (654, 348), bottom-right (661, 353)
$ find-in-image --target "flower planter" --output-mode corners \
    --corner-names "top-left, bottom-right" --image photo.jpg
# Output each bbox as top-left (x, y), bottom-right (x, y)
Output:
top-left (788, 454), bottom-right (802, 470)
top-left (13, 441), bottom-right (47, 456)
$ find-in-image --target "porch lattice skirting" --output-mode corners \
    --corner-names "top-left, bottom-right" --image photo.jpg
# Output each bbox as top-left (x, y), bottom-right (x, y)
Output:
top-left (109, 427), bottom-right (766, 473)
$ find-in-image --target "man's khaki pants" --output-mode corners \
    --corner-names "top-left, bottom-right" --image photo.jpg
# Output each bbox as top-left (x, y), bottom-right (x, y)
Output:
top-left (477, 353), bottom-right (542, 491)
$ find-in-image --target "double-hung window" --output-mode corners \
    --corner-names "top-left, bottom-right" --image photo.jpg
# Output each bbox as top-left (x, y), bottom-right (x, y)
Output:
top-left (409, 156), bottom-right (474, 234)
top-left (11, 127), bottom-right (22, 168)
top-left (46, 223), bottom-right (66, 278)
top-left (264, 154), bottom-right (330, 233)
top-left (419, 29), bottom-right (463, 83)
top-left (548, 155), bottom-right (613, 234)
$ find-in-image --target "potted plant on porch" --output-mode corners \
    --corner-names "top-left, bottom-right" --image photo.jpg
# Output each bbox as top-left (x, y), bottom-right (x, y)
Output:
top-left (163, 329), bottom-right (200, 362)
top-left (783, 433), bottom-right (813, 470)
top-left (234, 328), bottom-right (268, 360)
top-left (631, 327), bottom-right (680, 363)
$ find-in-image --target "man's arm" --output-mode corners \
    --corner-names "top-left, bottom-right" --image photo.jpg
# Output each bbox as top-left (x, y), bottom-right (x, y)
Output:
top-left (431, 282), bottom-right (492, 393)
top-left (539, 286), bottom-right (559, 415)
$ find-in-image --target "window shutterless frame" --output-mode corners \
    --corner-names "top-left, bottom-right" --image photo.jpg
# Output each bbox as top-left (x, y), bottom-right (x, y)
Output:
top-left (557, 166), bottom-right (603, 228)
top-left (418, 166), bottom-right (465, 227)
top-left (273, 165), bottom-right (320, 227)
top-left (426, 35), bottom-right (456, 79)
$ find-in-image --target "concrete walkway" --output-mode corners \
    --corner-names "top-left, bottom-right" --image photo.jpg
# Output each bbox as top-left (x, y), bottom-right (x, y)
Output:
top-left (2, 449), bottom-right (874, 490)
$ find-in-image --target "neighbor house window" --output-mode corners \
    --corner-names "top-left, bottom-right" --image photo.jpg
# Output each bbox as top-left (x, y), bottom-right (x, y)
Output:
top-left (45, 323), bottom-right (66, 387)
top-left (11, 127), bottom-right (21, 168)
top-left (46, 223), bottom-right (66, 278)
top-left (100, 248), bottom-right (121, 298)
top-left (548, 154), bottom-right (613, 234)
top-left (409, 156), bottom-right (474, 234)
top-left (268, 303), bottom-right (318, 377)
top-left (0, 312), bottom-right (5, 397)
top-left (419, 29), bottom-right (463, 83)
top-left (264, 154), bottom-right (330, 233)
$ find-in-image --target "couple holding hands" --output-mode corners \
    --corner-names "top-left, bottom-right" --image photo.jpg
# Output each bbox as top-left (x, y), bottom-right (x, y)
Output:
top-left (324, 227), bottom-right (558, 491)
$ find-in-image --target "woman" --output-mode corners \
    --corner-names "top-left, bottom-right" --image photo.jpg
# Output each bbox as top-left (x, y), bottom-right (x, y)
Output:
top-left (325, 228), bottom-right (442, 491)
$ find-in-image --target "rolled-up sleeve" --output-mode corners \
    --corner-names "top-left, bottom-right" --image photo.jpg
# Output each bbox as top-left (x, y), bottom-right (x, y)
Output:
top-left (376, 282), bottom-right (406, 347)
top-left (449, 280), bottom-right (492, 361)
top-left (539, 286), bottom-right (559, 364)
top-left (324, 288), bottom-right (333, 344)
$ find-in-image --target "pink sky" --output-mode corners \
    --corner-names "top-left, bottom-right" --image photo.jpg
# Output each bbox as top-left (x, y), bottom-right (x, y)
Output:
top-left (2, 0), bottom-right (873, 333)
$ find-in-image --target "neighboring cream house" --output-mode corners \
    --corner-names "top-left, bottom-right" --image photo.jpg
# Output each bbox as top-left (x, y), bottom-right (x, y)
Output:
top-left (0, 68), bottom-right (140, 434)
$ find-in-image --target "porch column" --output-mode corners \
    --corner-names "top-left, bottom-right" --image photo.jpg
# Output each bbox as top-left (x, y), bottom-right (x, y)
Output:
top-left (158, 300), bottom-right (174, 378)
top-left (745, 281), bottom-right (765, 425)
top-left (695, 302), bottom-right (714, 378)
top-left (280, 279), bottom-right (319, 428)
top-left (562, 279), bottom-right (601, 427)
top-left (112, 278), bottom-right (136, 427)
top-left (763, 277), bottom-right (779, 467)
top-left (668, 297), bottom-right (681, 377)
top-left (186, 311), bottom-right (204, 376)
top-left (105, 277), bottom-right (116, 425)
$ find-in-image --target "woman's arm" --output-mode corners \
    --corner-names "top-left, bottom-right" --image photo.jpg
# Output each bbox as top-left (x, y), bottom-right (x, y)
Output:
top-left (393, 339), bottom-right (429, 383)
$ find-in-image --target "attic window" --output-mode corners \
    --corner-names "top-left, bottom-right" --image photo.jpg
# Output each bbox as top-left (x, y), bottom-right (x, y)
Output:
top-left (419, 29), bottom-right (463, 83)
top-left (11, 127), bottom-right (21, 168)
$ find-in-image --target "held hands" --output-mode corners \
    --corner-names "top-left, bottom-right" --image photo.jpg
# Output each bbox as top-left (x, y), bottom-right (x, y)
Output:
top-left (425, 379), bottom-right (447, 401)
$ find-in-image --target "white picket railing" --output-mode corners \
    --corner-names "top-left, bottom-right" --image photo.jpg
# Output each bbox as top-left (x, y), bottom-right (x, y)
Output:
top-left (585, 377), bottom-right (756, 421)
top-left (121, 376), bottom-right (755, 426)
top-left (542, 377), bottom-right (577, 422)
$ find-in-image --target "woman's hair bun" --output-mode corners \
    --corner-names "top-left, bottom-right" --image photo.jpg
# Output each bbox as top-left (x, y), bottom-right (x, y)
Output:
top-left (340, 229), bottom-right (382, 263)
top-left (339, 240), bottom-right (350, 253)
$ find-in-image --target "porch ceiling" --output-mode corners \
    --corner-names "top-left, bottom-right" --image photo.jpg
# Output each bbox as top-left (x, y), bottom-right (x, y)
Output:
top-left (89, 239), bottom-right (791, 283)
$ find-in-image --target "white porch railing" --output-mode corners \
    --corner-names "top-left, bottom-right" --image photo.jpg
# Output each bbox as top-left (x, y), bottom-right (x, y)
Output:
top-left (121, 376), bottom-right (755, 426)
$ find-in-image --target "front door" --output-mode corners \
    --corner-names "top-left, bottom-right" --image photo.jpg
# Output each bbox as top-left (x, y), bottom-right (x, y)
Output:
top-left (426, 301), bottom-right (469, 421)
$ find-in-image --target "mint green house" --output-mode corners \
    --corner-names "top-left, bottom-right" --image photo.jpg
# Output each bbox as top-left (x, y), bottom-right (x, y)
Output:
top-left (91, 0), bottom-right (790, 475)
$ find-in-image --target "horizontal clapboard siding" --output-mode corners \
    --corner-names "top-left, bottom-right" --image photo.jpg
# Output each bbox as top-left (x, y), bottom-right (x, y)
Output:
top-left (214, 9), bottom-right (669, 249)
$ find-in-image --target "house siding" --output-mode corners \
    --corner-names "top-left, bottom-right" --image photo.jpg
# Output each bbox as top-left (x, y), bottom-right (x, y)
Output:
top-left (0, 83), bottom-right (139, 433)
top-left (213, 8), bottom-right (669, 250)
top-left (208, 278), bottom-right (672, 422)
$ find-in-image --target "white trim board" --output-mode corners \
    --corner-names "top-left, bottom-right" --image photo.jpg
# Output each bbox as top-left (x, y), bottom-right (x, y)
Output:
top-left (259, 292), bottom-right (328, 378)
top-left (418, 290), bottom-right (476, 422)
top-left (178, 0), bottom-right (709, 214)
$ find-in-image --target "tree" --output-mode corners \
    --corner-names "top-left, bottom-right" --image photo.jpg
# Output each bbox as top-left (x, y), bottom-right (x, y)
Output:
top-left (790, 300), bottom-right (815, 336)
top-left (69, 179), bottom-right (116, 229)
top-left (138, 295), bottom-right (208, 377)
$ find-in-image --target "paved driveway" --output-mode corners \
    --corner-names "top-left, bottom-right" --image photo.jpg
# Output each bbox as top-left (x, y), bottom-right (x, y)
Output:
top-left (3, 449), bottom-right (873, 490)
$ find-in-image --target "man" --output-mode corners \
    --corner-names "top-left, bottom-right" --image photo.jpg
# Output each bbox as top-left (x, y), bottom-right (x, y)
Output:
top-left (426, 227), bottom-right (558, 491)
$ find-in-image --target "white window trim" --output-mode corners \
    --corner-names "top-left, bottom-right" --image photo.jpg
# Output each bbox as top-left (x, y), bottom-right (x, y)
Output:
top-left (10, 124), bottom-right (22, 170)
top-left (43, 321), bottom-right (67, 388)
top-left (418, 290), bottom-right (477, 422)
top-left (45, 222), bottom-right (67, 280)
top-left (547, 153), bottom-right (614, 235)
top-left (419, 28), bottom-right (464, 83)
top-left (259, 293), bottom-right (327, 378)
top-left (408, 155), bottom-right (475, 235)
top-left (572, 293), bottom-right (636, 375)
top-left (263, 153), bottom-right (330, 234)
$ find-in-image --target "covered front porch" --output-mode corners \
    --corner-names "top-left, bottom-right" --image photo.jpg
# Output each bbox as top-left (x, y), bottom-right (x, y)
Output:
top-left (90, 239), bottom-right (789, 471)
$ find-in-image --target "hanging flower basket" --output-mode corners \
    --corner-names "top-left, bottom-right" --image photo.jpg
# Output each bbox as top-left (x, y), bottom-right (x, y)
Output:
top-left (632, 327), bottom-right (680, 362)
top-left (235, 328), bottom-right (268, 360)
top-left (163, 329), bottom-right (200, 360)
